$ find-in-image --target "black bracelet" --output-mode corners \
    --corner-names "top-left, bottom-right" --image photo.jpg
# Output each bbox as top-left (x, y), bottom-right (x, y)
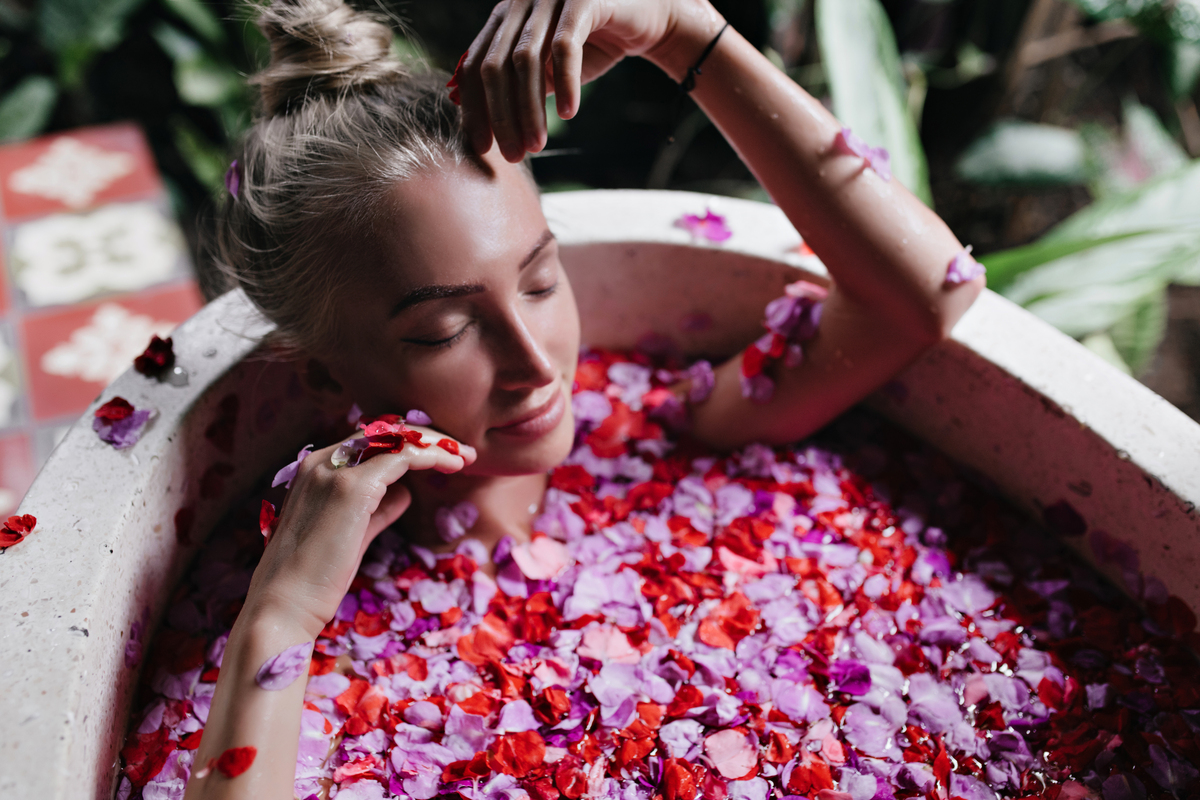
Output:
top-left (681, 21), bottom-right (730, 93)
top-left (667, 21), bottom-right (730, 143)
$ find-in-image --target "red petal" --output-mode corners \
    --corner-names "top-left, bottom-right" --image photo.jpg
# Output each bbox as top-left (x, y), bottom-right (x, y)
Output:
top-left (259, 500), bottom-right (278, 543)
top-left (95, 397), bottom-right (135, 422)
top-left (436, 438), bottom-right (460, 455)
top-left (215, 745), bottom-right (257, 778)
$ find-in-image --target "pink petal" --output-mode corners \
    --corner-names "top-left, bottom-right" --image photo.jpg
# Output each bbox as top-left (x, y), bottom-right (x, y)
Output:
top-left (675, 210), bottom-right (733, 243)
top-left (255, 641), bottom-right (313, 691)
top-left (704, 728), bottom-right (758, 779)
top-left (784, 280), bottom-right (829, 301)
top-left (834, 127), bottom-right (892, 182)
top-left (511, 535), bottom-right (569, 580)
top-left (718, 545), bottom-right (775, 577)
top-left (577, 624), bottom-right (641, 664)
top-left (945, 245), bottom-right (985, 285)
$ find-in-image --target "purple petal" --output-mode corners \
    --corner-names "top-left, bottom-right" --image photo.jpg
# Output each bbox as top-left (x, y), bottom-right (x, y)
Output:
top-left (835, 128), bottom-right (892, 182)
top-left (272, 444), bottom-right (313, 489)
top-left (95, 407), bottom-right (155, 449)
top-left (945, 246), bottom-right (985, 285)
top-left (686, 360), bottom-right (715, 403)
top-left (740, 374), bottom-right (774, 404)
top-left (829, 660), bottom-right (872, 695)
top-left (675, 209), bottom-right (733, 243)
top-left (224, 159), bottom-right (241, 198)
top-left (255, 641), bottom-right (313, 690)
top-left (764, 295), bottom-right (804, 337)
top-left (436, 501), bottom-right (479, 543)
top-left (406, 409), bottom-right (432, 426)
top-left (496, 699), bottom-right (540, 733)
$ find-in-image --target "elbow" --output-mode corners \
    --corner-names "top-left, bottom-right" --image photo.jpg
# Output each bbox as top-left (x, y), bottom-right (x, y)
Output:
top-left (911, 278), bottom-right (985, 346)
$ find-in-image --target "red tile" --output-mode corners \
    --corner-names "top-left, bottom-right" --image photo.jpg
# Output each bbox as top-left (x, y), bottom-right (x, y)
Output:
top-left (0, 123), bottom-right (163, 222)
top-left (0, 432), bottom-right (35, 516)
top-left (20, 281), bottom-right (203, 421)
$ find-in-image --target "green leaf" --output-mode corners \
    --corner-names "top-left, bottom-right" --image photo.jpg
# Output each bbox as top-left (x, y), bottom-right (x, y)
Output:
top-left (0, 76), bottom-right (58, 143)
top-left (814, 0), bottom-right (932, 204)
top-left (1109, 288), bottom-right (1168, 373)
top-left (37, 0), bottom-right (150, 85)
top-left (979, 229), bottom-right (1155, 292)
top-left (152, 21), bottom-right (201, 61)
top-left (955, 120), bottom-right (1089, 186)
top-left (1081, 331), bottom-right (1133, 374)
top-left (154, 23), bottom-right (242, 108)
top-left (161, 0), bottom-right (225, 44)
top-left (1089, 98), bottom-right (1188, 197)
top-left (1001, 160), bottom-right (1200, 335)
top-left (171, 116), bottom-right (227, 195)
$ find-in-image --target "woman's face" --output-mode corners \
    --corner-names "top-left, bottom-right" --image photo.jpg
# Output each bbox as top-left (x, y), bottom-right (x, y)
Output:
top-left (319, 148), bottom-right (580, 476)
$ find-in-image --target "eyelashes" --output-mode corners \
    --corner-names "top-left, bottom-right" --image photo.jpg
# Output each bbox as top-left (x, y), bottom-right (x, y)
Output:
top-left (404, 283), bottom-right (559, 349)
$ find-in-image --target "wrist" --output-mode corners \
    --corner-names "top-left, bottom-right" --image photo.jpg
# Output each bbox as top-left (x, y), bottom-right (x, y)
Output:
top-left (643, 1), bottom-right (728, 84)
top-left (238, 590), bottom-right (325, 643)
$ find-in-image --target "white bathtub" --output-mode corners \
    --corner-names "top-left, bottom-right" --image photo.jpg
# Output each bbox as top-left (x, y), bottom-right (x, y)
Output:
top-left (2, 190), bottom-right (1197, 798)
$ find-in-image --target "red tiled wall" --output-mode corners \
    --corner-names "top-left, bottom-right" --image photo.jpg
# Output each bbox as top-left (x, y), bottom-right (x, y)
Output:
top-left (0, 123), bottom-right (203, 513)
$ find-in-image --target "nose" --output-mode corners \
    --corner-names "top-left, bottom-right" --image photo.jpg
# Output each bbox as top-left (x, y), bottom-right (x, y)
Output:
top-left (491, 305), bottom-right (558, 392)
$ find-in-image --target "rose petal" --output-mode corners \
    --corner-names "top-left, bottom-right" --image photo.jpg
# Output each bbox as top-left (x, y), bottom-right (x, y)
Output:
top-left (511, 535), bottom-right (569, 581)
top-left (704, 729), bottom-right (758, 780)
top-left (255, 641), bottom-right (313, 691)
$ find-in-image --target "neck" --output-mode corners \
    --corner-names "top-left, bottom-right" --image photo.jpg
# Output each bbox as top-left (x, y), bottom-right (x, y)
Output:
top-left (398, 469), bottom-right (548, 562)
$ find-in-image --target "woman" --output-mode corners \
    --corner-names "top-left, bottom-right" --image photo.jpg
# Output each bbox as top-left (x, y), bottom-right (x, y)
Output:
top-left (185, 0), bottom-right (983, 796)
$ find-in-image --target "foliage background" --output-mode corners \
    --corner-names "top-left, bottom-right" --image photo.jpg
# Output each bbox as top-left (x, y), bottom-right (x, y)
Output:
top-left (2, 0), bottom-right (1199, 419)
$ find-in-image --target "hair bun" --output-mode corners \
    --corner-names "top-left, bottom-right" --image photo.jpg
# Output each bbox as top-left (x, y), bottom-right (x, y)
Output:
top-left (253, 0), bottom-right (406, 116)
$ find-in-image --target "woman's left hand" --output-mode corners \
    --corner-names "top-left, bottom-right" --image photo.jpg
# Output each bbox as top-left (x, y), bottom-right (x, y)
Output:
top-left (455, 0), bottom-right (722, 161)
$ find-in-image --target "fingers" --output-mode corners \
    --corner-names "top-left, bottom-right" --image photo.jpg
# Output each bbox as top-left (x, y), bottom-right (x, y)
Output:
top-left (365, 482), bottom-right (412, 541)
top-left (513, 0), bottom-right (560, 153)
top-left (550, 0), bottom-right (589, 119)
top-left (459, 3), bottom-right (508, 155)
top-left (405, 425), bottom-right (478, 467)
top-left (480, 0), bottom-right (535, 162)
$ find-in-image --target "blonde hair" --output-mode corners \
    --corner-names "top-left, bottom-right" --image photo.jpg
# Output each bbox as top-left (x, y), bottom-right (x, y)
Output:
top-left (211, 0), bottom-right (530, 354)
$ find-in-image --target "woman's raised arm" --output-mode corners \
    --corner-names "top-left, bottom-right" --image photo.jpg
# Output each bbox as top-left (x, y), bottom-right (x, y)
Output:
top-left (457, 0), bottom-right (985, 448)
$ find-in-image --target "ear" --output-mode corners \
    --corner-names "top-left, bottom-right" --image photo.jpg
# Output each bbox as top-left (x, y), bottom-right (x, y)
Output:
top-left (296, 355), bottom-right (354, 416)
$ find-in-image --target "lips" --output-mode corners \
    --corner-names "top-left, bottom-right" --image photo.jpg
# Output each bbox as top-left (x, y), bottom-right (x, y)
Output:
top-left (491, 388), bottom-right (566, 438)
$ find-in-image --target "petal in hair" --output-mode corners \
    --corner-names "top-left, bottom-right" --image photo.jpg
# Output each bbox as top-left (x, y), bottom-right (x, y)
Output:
top-left (224, 159), bottom-right (241, 199)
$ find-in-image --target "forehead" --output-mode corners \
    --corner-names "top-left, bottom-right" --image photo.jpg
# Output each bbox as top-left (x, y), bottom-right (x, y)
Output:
top-left (369, 155), bottom-right (547, 290)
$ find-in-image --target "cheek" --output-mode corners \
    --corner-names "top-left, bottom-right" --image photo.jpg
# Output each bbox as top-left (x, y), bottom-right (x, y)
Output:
top-left (341, 344), bottom-right (495, 438)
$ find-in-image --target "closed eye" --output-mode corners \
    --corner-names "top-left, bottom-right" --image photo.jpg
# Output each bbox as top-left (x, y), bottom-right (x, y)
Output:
top-left (404, 326), bottom-right (468, 349)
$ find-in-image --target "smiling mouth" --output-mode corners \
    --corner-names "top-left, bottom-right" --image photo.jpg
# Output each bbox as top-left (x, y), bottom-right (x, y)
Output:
top-left (491, 388), bottom-right (565, 437)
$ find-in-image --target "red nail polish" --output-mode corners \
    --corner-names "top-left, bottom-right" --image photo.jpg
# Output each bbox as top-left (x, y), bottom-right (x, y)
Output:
top-left (446, 51), bottom-right (467, 105)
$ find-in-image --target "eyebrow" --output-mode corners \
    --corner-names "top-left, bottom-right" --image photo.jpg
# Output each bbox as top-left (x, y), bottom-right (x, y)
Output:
top-left (387, 229), bottom-right (557, 318)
